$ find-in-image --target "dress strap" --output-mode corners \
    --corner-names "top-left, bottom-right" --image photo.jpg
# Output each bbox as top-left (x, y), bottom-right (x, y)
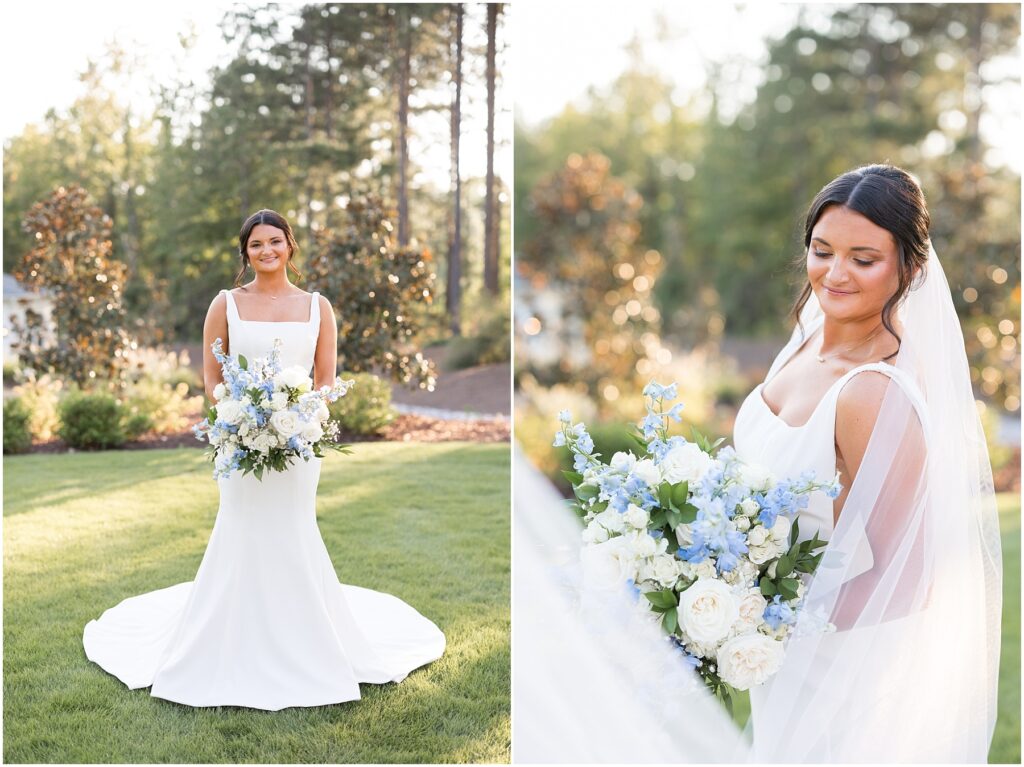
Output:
top-left (221, 289), bottom-right (240, 323)
top-left (309, 292), bottom-right (321, 325)
top-left (833, 362), bottom-right (930, 437)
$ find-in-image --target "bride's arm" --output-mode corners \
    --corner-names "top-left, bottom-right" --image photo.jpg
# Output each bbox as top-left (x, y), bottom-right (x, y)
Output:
top-left (831, 371), bottom-right (928, 629)
top-left (312, 294), bottom-right (338, 389)
top-left (202, 292), bottom-right (229, 403)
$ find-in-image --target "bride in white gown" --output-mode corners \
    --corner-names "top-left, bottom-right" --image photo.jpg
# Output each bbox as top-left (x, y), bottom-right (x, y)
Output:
top-left (513, 165), bottom-right (1001, 763)
top-left (83, 209), bottom-right (445, 710)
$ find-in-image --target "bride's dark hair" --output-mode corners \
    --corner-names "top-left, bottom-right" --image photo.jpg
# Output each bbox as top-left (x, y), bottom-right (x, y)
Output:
top-left (235, 209), bottom-right (303, 286)
top-left (791, 164), bottom-right (931, 358)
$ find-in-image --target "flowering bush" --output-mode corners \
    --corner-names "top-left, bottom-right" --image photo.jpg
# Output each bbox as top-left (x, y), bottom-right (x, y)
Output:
top-left (192, 338), bottom-right (355, 479)
top-left (556, 381), bottom-right (840, 710)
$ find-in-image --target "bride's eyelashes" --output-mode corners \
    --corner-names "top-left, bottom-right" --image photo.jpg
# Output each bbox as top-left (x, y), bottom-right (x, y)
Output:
top-left (812, 250), bottom-right (876, 267)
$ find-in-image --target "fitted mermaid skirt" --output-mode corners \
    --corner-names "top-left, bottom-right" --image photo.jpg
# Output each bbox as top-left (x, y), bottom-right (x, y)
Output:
top-left (83, 456), bottom-right (445, 711)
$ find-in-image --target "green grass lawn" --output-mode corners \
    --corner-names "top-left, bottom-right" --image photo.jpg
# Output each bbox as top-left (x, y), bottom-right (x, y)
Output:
top-left (3, 443), bottom-right (510, 764)
top-left (727, 493), bottom-right (1020, 764)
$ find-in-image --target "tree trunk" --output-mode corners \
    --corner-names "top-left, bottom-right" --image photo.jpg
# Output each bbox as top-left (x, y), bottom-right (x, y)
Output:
top-left (446, 4), bottom-right (463, 336)
top-left (483, 3), bottom-right (499, 294)
top-left (396, 7), bottom-right (412, 246)
top-left (304, 32), bottom-right (316, 240)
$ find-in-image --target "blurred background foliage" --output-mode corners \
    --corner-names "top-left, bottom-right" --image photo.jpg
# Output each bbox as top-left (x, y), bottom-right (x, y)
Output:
top-left (4, 3), bottom-right (509, 359)
top-left (515, 3), bottom-right (1020, 491)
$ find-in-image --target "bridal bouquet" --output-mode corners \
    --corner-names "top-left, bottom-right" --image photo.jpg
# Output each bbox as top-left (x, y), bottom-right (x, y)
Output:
top-left (555, 381), bottom-right (841, 709)
top-left (192, 338), bottom-right (355, 479)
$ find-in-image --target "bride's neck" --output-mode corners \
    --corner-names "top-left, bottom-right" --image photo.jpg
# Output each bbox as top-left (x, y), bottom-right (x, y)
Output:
top-left (249, 271), bottom-right (293, 293)
top-left (818, 313), bottom-right (888, 354)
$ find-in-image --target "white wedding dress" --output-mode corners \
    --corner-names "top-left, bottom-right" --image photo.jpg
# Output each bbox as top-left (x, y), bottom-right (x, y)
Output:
top-left (83, 289), bottom-right (445, 710)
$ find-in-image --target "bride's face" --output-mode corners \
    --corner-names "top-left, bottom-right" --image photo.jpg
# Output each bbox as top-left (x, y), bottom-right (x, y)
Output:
top-left (806, 205), bottom-right (900, 322)
top-left (246, 224), bottom-right (292, 274)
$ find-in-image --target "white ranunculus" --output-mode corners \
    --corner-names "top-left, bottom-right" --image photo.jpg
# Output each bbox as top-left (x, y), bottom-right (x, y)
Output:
top-left (594, 508), bottom-right (626, 534)
top-left (659, 442), bottom-right (714, 485)
top-left (274, 365), bottom-right (312, 391)
top-left (678, 578), bottom-right (740, 645)
top-left (582, 520), bottom-right (610, 545)
top-left (716, 633), bottom-right (785, 691)
top-left (610, 451), bottom-right (638, 474)
top-left (734, 515), bottom-right (751, 532)
top-left (253, 433), bottom-right (278, 454)
top-left (623, 503), bottom-right (650, 529)
top-left (747, 526), bottom-right (769, 547)
top-left (212, 382), bottom-right (227, 402)
top-left (301, 420), bottom-right (324, 442)
top-left (632, 458), bottom-right (661, 487)
top-left (736, 590), bottom-right (768, 632)
top-left (693, 560), bottom-right (717, 579)
top-left (582, 536), bottom-right (635, 589)
top-left (739, 498), bottom-right (760, 517)
top-left (737, 462), bottom-right (775, 493)
top-left (270, 409), bottom-right (302, 438)
top-left (215, 400), bottom-right (244, 425)
top-left (748, 545), bottom-right (775, 565)
top-left (770, 515), bottom-right (791, 541)
top-left (625, 530), bottom-right (662, 559)
top-left (648, 554), bottom-right (682, 589)
top-left (270, 392), bottom-right (289, 411)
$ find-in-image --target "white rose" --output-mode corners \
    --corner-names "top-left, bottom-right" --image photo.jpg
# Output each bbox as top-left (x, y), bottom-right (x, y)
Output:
top-left (238, 421), bottom-right (251, 437)
top-left (737, 462), bottom-right (775, 493)
top-left (594, 508), bottom-right (626, 534)
top-left (215, 400), bottom-right (244, 425)
top-left (735, 515), bottom-right (751, 532)
top-left (316, 401), bottom-right (330, 421)
top-left (274, 365), bottom-right (312, 391)
top-left (301, 420), bottom-right (324, 442)
top-left (626, 530), bottom-right (661, 559)
top-left (212, 382), bottom-right (227, 402)
top-left (739, 498), bottom-right (760, 517)
top-left (632, 459), bottom-right (661, 487)
top-left (270, 409), bottom-right (303, 438)
top-left (581, 536), bottom-right (635, 589)
top-left (736, 590), bottom-right (768, 632)
top-left (610, 451), bottom-right (638, 474)
top-left (623, 503), bottom-right (650, 529)
top-left (748, 545), bottom-right (775, 565)
top-left (675, 523), bottom-right (694, 546)
top-left (648, 554), bottom-right (682, 589)
top-left (659, 442), bottom-right (714, 485)
top-left (678, 578), bottom-right (740, 645)
top-left (693, 560), bottom-right (717, 579)
top-left (270, 392), bottom-right (289, 411)
top-left (747, 526), bottom-right (769, 547)
top-left (716, 633), bottom-right (785, 690)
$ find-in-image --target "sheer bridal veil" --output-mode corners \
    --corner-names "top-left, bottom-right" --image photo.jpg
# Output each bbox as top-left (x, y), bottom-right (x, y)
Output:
top-left (746, 242), bottom-right (1002, 762)
top-left (512, 243), bottom-right (1001, 763)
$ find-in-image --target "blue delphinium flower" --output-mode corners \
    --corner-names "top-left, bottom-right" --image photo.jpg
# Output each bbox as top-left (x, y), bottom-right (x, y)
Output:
top-left (763, 595), bottom-right (797, 630)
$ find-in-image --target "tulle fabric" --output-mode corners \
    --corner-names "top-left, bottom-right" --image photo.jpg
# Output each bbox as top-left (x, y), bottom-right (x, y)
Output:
top-left (512, 448), bottom-right (744, 763)
top-left (743, 244), bottom-right (1002, 762)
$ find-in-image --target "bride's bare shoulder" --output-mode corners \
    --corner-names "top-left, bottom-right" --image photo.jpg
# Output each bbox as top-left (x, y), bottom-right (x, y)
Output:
top-left (835, 370), bottom-right (891, 449)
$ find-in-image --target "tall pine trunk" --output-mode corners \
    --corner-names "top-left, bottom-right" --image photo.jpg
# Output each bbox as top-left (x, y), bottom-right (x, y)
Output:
top-left (483, 3), bottom-right (499, 295)
top-left (446, 4), bottom-right (463, 335)
top-left (396, 7), bottom-right (412, 246)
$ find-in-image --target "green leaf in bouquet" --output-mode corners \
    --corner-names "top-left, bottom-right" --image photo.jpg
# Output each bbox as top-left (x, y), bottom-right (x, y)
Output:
top-left (662, 607), bottom-right (678, 634)
top-left (759, 578), bottom-right (777, 597)
top-left (775, 554), bottom-right (795, 578)
top-left (777, 577), bottom-right (799, 600)
top-left (657, 481), bottom-right (674, 509)
top-left (710, 437), bottom-right (726, 450)
top-left (678, 503), bottom-right (699, 524)
top-left (790, 517), bottom-right (801, 547)
top-left (670, 481), bottom-right (690, 508)
top-left (206, 406), bottom-right (217, 422)
top-left (562, 470), bottom-right (584, 485)
top-left (573, 484), bottom-right (599, 501)
top-left (590, 499), bottom-right (608, 513)
top-left (663, 527), bottom-right (679, 551)
top-left (644, 589), bottom-right (678, 611)
top-left (665, 508), bottom-right (682, 530)
top-left (648, 509), bottom-right (668, 529)
top-left (628, 432), bottom-right (649, 454)
top-left (238, 354), bottom-right (248, 371)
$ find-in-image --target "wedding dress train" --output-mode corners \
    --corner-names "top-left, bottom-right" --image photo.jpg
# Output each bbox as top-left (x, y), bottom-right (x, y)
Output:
top-left (83, 290), bottom-right (445, 710)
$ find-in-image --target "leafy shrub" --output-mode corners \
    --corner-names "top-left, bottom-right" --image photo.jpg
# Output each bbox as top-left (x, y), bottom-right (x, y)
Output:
top-left (3, 361), bottom-right (19, 386)
top-left (121, 378), bottom-right (203, 436)
top-left (57, 391), bottom-right (126, 449)
top-left (124, 346), bottom-right (203, 396)
top-left (3, 397), bottom-right (33, 454)
top-left (446, 307), bottom-right (510, 370)
top-left (327, 372), bottom-right (395, 435)
top-left (11, 374), bottom-right (63, 440)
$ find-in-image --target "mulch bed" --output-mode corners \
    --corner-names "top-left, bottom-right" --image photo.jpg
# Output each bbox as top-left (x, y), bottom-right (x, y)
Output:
top-left (19, 414), bottom-right (509, 455)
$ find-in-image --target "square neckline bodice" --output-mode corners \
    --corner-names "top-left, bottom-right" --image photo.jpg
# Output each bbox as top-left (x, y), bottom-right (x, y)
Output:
top-left (223, 288), bottom-right (319, 325)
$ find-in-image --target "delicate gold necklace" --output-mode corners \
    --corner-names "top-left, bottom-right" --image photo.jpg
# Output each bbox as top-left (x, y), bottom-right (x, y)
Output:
top-left (816, 324), bottom-right (884, 363)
